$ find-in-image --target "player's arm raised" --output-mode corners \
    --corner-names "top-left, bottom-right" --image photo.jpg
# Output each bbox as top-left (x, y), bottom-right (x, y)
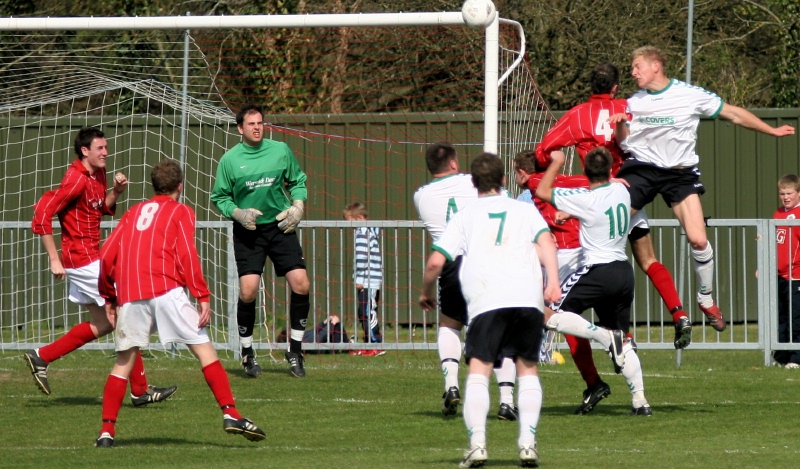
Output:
top-left (535, 150), bottom-right (566, 204)
top-left (105, 172), bottom-right (127, 210)
top-left (718, 103), bottom-right (795, 137)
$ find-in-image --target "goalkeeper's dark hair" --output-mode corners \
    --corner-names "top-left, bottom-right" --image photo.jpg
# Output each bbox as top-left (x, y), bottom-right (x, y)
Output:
top-left (151, 160), bottom-right (183, 195)
top-left (584, 147), bottom-right (613, 184)
top-left (590, 63), bottom-right (620, 95)
top-left (514, 149), bottom-right (545, 174)
top-left (470, 153), bottom-right (504, 193)
top-left (236, 104), bottom-right (264, 126)
top-left (425, 142), bottom-right (457, 174)
top-left (74, 127), bottom-right (105, 159)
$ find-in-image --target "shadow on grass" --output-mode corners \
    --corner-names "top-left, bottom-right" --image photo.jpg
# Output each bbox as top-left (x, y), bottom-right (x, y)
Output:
top-left (26, 396), bottom-right (100, 407)
top-left (542, 403), bottom-right (711, 416)
top-left (105, 436), bottom-right (261, 448)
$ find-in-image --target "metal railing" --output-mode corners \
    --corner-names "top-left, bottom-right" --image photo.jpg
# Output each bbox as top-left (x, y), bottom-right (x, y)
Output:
top-left (1, 218), bottom-right (796, 365)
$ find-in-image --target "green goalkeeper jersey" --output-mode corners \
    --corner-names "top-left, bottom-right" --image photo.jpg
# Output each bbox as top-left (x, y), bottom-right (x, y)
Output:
top-left (211, 139), bottom-right (308, 223)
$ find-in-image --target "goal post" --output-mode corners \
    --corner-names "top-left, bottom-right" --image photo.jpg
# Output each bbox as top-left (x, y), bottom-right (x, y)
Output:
top-left (0, 7), bottom-right (563, 355)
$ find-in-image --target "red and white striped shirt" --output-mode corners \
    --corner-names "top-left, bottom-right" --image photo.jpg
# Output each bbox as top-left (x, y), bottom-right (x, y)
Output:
top-left (99, 195), bottom-right (211, 305)
top-left (535, 94), bottom-right (628, 176)
top-left (31, 159), bottom-right (114, 269)
top-left (525, 173), bottom-right (588, 250)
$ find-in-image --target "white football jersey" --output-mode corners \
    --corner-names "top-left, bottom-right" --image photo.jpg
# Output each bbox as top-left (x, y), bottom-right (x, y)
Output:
top-left (552, 182), bottom-right (631, 266)
top-left (621, 79), bottom-right (723, 168)
top-left (433, 194), bottom-right (551, 322)
top-left (414, 174), bottom-right (478, 242)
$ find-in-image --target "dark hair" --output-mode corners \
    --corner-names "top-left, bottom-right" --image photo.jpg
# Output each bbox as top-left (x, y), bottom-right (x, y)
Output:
top-left (74, 127), bottom-right (105, 159)
top-left (590, 63), bottom-right (620, 95)
top-left (470, 153), bottom-right (504, 193)
top-left (236, 104), bottom-right (264, 126)
top-left (425, 142), bottom-right (457, 174)
top-left (151, 160), bottom-right (183, 195)
top-left (583, 147), bottom-right (613, 183)
top-left (514, 149), bottom-right (545, 174)
top-left (343, 201), bottom-right (368, 218)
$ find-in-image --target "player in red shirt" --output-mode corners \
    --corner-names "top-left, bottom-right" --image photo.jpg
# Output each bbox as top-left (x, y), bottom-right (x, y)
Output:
top-left (95, 160), bottom-right (265, 447)
top-left (24, 127), bottom-right (175, 407)
top-left (530, 63), bottom-right (688, 413)
top-left (773, 174), bottom-right (800, 368)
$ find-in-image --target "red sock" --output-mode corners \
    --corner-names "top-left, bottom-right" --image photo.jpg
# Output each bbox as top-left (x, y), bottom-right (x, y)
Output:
top-left (101, 374), bottom-right (128, 437)
top-left (565, 334), bottom-right (600, 387)
top-left (646, 262), bottom-right (684, 314)
top-left (38, 322), bottom-right (97, 363)
top-left (202, 360), bottom-right (241, 419)
top-left (128, 350), bottom-right (148, 396)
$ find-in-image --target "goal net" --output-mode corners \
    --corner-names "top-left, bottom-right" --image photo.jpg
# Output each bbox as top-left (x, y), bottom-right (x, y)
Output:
top-left (0, 14), bottom-right (562, 358)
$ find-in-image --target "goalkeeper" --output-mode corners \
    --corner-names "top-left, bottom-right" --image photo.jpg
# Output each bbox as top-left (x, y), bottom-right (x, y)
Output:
top-left (211, 104), bottom-right (311, 378)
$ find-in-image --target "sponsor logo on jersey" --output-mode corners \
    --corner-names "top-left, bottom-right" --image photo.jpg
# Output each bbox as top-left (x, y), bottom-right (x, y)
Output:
top-left (639, 116), bottom-right (676, 126)
top-left (245, 176), bottom-right (277, 189)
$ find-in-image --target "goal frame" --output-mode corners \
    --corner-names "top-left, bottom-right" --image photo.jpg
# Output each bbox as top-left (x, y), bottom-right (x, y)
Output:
top-left (0, 9), bottom-right (523, 156)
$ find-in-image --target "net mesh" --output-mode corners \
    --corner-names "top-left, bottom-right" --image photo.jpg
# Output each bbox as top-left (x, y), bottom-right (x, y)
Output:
top-left (0, 20), bottom-right (561, 360)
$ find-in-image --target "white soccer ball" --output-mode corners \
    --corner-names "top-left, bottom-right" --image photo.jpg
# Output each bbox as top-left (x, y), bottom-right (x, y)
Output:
top-left (461, 0), bottom-right (497, 30)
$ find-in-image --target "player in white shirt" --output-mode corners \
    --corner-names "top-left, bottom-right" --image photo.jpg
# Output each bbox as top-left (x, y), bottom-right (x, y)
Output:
top-left (610, 46), bottom-right (796, 332)
top-left (537, 147), bottom-right (652, 416)
top-left (413, 142), bottom-right (518, 421)
top-left (419, 153), bottom-right (561, 468)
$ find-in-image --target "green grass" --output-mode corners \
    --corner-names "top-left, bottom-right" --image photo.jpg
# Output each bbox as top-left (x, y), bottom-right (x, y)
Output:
top-left (2, 348), bottom-right (799, 469)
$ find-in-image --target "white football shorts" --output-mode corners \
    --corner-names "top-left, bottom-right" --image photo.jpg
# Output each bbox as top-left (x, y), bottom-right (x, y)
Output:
top-left (630, 208), bottom-right (650, 232)
top-left (557, 247), bottom-right (583, 282)
top-left (64, 260), bottom-right (104, 306)
top-left (114, 287), bottom-right (210, 352)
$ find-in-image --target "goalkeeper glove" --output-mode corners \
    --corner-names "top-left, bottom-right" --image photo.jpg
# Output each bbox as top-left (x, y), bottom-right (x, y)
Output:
top-left (231, 207), bottom-right (263, 230)
top-left (276, 200), bottom-right (304, 234)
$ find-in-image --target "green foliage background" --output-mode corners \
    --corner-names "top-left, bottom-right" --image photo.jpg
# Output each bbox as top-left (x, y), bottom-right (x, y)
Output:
top-left (1, 0), bottom-right (798, 111)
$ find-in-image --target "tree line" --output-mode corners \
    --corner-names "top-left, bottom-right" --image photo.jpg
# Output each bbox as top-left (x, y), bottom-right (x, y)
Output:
top-left (1, 0), bottom-right (798, 111)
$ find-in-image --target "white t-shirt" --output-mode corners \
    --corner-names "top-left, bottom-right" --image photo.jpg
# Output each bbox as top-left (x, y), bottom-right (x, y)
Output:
top-left (621, 79), bottom-right (723, 168)
top-left (433, 194), bottom-right (551, 323)
top-left (552, 183), bottom-right (631, 266)
top-left (414, 174), bottom-right (478, 242)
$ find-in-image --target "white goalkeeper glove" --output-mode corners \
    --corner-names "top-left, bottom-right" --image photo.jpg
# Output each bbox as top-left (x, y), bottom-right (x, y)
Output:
top-left (231, 207), bottom-right (263, 230)
top-left (276, 200), bottom-right (304, 234)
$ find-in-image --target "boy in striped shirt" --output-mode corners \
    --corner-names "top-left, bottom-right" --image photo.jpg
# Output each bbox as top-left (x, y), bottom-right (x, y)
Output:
top-left (344, 202), bottom-right (384, 355)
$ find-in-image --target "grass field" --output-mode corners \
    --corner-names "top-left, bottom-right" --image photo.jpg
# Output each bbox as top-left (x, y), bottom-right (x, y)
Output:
top-left (2, 348), bottom-right (799, 469)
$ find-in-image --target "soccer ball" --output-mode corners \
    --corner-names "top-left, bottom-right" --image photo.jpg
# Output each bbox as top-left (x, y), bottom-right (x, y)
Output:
top-left (461, 0), bottom-right (497, 30)
top-left (550, 351), bottom-right (566, 365)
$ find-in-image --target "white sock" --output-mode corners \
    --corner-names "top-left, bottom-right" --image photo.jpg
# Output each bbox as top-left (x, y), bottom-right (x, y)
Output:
top-left (517, 375), bottom-right (542, 448)
top-left (546, 311), bottom-right (611, 348)
top-left (620, 342), bottom-right (646, 407)
top-left (239, 336), bottom-right (253, 349)
top-left (494, 357), bottom-right (516, 405)
top-left (290, 329), bottom-right (305, 342)
top-left (692, 243), bottom-right (715, 297)
top-left (438, 327), bottom-right (462, 391)
top-left (463, 374), bottom-right (490, 448)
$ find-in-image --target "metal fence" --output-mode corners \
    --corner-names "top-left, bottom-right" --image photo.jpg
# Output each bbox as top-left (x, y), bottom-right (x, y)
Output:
top-left (1, 218), bottom-right (796, 366)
